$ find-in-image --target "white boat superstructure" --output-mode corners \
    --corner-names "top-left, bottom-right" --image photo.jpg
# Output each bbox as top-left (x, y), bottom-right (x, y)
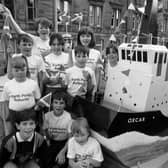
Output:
top-left (103, 43), bottom-right (168, 116)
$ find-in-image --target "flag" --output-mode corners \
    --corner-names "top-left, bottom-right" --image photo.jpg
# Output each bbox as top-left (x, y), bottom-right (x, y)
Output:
top-left (128, 2), bottom-right (136, 11)
top-left (38, 92), bottom-right (52, 108)
top-left (71, 12), bottom-right (83, 23)
top-left (109, 34), bottom-right (116, 42)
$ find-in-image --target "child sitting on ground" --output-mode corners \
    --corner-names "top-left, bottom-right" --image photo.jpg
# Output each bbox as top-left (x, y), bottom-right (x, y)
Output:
top-left (67, 117), bottom-right (104, 168)
top-left (0, 108), bottom-right (47, 168)
top-left (43, 91), bottom-right (72, 168)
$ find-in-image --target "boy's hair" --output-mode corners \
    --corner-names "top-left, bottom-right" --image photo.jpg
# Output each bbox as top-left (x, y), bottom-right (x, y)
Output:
top-left (14, 108), bottom-right (37, 124)
top-left (52, 91), bottom-right (67, 105)
top-left (74, 45), bottom-right (89, 57)
top-left (71, 117), bottom-right (91, 136)
top-left (11, 55), bottom-right (30, 77)
top-left (49, 32), bottom-right (64, 46)
top-left (77, 26), bottom-right (95, 48)
top-left (34, 17), bottom-right (52, 31)
top-left (17, 34), bottom-right (34, 45)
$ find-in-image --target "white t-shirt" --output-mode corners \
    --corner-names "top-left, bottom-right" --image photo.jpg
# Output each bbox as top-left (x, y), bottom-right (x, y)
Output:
top-left (72, 48), bottom-right (101, 71)
top-left (26, 55), bottom-right (45, 82)
top-left (44, 110), bottom-right (72, 141)
top-left (45, 52), bottom-right (70, 69)
top-left (29, 34), bottom-right (50, 57)
top-left (0, 75), bottom-right (9, 102)
top-left (2, 78), bottom-right (41, 111)
top-left (66, 65), bottom-right (96, 97)
top-left (67, 136), bottom-right (104, 162)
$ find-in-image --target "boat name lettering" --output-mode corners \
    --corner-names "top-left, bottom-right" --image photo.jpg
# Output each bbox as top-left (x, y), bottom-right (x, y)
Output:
top-left (128, 117), bottom-right (145, 123)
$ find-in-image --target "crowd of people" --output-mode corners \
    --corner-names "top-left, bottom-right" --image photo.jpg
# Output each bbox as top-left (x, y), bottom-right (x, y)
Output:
top-left (0, 5), bottom-right (119, 168)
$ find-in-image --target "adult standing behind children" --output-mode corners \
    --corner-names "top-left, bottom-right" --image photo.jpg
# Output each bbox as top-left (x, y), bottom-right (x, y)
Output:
top-left (0, 108), bottom-right (48, 168)
top-left (43, 33), bottom-right (72, 95)
top-left (2, 6), bottom-right (52, 58)
top-left (2, 56), bottom-right (41, 133)
top-left (43, 91), bottom-right (72, 168)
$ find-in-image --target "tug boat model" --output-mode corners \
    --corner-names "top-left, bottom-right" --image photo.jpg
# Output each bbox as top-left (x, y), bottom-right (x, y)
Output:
top-left (72, 0), bottom-right (168, 137)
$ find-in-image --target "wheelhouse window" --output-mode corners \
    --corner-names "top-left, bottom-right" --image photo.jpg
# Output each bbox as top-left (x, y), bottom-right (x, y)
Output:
top-left (143, 51), bottom-right (147, 62)
top-left (127, 50), bottom-right (131, 60)
top-left (121, 49), bottom-right (125, 59)
top-left (154, 53), bottom-right (158, 63)
top-left (137, 51), bottom-right (142, 62)
top-left (164, 53), bottom-right (167, 63)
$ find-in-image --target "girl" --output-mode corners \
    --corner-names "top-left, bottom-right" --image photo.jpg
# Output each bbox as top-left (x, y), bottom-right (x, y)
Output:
top-left (67, 117), bottom-right (104, 168)
top-left (2, 55), bottom-right (41, 133)
top-left (43, 33), bottom-right (72, 95)
top-left (76, 27), bottom-right (103, 88)
top-left (3, 6), bottom-right (52, 58)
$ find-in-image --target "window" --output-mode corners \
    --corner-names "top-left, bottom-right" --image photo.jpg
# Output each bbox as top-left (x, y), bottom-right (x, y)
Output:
top-left (89, 5), bottom-right (102, 27)
top-left (154, 53), bottom-right (158, 63)
top-left (163, 0), bottom-right (168, 10)
top-left (163, 17), bottom-right (168, 32)
top-left (127, 50), bottom-right (131, 60)
top-left (95, 6), bottom-right (102, 27)
top-left (27, 0), bottom-right (37, 21)
top-left (132, 51), bottom-right (136, 61)
top-left (164, 53), bottom-right (167, 63)
top-left (122, 50), bottom-right (125, 59)
top-left (89, 5), bottom-right (94, 26)
top-left (137, 51), bottom-right (142, 62)
top-left (143, 51), bottom-right (147, 62)
top-left (111, 8), bottom-right (121, 28)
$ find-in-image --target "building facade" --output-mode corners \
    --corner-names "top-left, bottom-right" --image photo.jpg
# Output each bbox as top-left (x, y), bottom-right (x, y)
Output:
top-left (0, 0), bottom-right (167, 50)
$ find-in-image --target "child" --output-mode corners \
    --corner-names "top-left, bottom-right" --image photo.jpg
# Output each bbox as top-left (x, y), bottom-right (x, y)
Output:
top-left (2, 56), bottom-right (41, 133)
top-left (43, 91), bottom-right (72, 168)
top-left (66, 45), bottom-right (97, 101)
top-left (43, 33), bottom-right (71, 95)
top-left (0, 58), bottom-right (9, 136)
top-left (16, 34), bottom-right (45, 92)
top-left (3, 6), bottom-right (52, 58)
top-left (76, 27), bottom-right (103, 86)
top-left (67, 117), bottom-right (104, 168)
top-left (106, 45), bottom-right (118, 68)
top-left (0, 108), bottom-right (48, 168)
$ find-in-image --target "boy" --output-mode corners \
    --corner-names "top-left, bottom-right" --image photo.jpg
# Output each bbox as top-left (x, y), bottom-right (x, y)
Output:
top-left (8, 34), bottom-right (46, 93)
top-left (43, 91), bottom-right (72, 168)
top-left (3, 6), bottom-right (52, 58)
top-left (0, 108), bottom-right (47, 168)
top-left (66, 45), bottom-right (97, 101)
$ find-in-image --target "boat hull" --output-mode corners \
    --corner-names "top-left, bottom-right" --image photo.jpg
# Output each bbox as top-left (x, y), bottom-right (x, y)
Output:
top-left (71, 96), bottom-right (168, 137)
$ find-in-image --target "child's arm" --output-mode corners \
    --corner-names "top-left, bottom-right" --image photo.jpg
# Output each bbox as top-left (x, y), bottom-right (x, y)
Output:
top-left (3, 6), bottom-right (27, 34)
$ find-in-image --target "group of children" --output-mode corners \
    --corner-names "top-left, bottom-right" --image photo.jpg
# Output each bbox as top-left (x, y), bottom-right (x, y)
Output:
top-left (0, 5), bottom-right (104, 168)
